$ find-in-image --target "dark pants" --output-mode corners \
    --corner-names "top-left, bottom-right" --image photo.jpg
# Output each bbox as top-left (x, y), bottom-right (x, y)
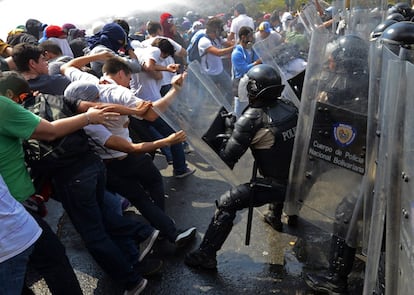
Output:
top-left (105, 153), bottom-right (178, 242)
top-left (129, 117), bottom-right (188, 174)
top-left (28, 212), bottom-right (83, 295)
top-left (52, 154), bottom-right (145, 289)
top-left (200, 180), bottom-right (287, 255)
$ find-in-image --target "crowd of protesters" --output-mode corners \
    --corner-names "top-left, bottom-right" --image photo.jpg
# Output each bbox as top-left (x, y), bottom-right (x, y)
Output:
top-left (0, 2), bottom-right (314, 294)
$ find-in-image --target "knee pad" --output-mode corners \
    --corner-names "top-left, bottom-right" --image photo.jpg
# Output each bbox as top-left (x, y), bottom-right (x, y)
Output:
top-left (216, 184), bottom-right (251, 212)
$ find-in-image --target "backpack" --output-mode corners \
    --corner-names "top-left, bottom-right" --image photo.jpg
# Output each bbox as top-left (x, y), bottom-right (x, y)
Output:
top-left (22, 93), bottom-right (91, 176)
top-left (186, 31), bottom-right (207, 63)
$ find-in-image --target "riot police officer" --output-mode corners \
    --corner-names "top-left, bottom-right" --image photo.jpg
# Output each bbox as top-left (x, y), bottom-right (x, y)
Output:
top-left (302, 33), bottom-right (370, 295)
top-left (184, 64), bottom-right (298, 269)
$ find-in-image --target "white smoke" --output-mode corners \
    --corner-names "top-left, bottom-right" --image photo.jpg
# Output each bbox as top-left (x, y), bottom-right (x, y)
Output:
top-left (0, 0), bottom-right (215, 40)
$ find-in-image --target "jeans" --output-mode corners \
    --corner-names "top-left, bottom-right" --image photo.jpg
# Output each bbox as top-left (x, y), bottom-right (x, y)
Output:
top-left (52, 153), bottom-right (145, 288)
top-left (148, 125), bottom-right (173, 162)
top-left (0, 245), bottom-right (34, 295)
top-left (105, 153), bottom-right (179, 242)
top-left (146, 117), bottom-right (188, 174)
top-left (28, 211), bottom-right (83, 295)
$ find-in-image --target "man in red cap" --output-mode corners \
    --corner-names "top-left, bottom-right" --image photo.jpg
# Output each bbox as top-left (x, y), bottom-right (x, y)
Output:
top-left (43, 25), bottom-right (74, 58)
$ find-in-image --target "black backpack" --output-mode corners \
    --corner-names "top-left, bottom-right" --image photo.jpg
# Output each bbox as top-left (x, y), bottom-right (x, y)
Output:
top-left (22, 93), bottom-right (91, 175)
top-left (186, 32), bottom-right (207, 63)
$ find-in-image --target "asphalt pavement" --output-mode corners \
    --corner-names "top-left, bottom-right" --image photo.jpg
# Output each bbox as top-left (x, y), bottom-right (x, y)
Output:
top-left (27, 151), bottom-right (364, 295)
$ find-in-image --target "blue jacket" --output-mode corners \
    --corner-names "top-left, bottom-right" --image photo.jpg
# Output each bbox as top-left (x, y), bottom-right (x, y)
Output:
top-left (231, 44), bottom-right (259, 79)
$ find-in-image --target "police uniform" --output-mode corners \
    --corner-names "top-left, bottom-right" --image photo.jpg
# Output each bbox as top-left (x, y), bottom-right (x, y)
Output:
top-left (185, 64), bottom-right (298, 269)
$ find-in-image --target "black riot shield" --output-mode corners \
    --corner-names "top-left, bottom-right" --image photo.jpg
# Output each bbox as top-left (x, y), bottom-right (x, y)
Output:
top-left (154, 61), bottom-right (254, 187)
top-left (284, 28), bottom-right (369, 242)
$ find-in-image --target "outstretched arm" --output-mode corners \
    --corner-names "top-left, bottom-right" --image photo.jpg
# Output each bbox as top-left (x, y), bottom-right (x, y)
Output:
top-left (31, 107), bottom-right (119, 141)
top-left (104, 130), bottom-right (186, 154)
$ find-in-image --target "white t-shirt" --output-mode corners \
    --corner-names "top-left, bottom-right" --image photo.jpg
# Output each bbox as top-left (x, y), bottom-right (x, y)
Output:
top-left (134, 46), bottom-right (163, 102)
top-left (198, 36), bottom-right (224, 76)
top-left (64, 67), bottom-right (144, 159)
top-left (230, 14), bottom-right (255, 43)
top-left (141, 36), bottom-right (181, 87)
top-left (0, 175), bottom-right (42, 263)
top-left (254, 30), bottom-right (283, 45)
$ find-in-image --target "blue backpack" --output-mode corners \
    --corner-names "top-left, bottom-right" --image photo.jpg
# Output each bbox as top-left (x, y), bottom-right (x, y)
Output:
top-left (186, 31), bottom-right (206, 63)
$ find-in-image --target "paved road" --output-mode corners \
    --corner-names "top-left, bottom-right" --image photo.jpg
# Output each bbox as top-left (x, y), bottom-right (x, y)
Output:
top-left (28, 151), bottom-right (364, 294)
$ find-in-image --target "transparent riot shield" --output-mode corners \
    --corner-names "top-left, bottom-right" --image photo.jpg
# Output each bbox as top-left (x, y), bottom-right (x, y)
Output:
top-left (361, 38), bottom-right (396, 254)
top-left (297, 3), bottom-right (323, 37)
top-left (345, 0), bottom-right (384, 39)
top-left (154, 61), bottom-right (253, 187)
top-left (395, 60), bottom-right (414, 295)
top-left (253, 37), bottom-right (306, 106)
top-left (285, 29), bottom-right (369, 242)
top-left (362, 46), bottom-right (401, 295)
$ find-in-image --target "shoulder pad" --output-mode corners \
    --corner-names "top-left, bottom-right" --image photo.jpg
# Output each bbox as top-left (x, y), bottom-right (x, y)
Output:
top-left (241, 107), bottom-right (263, 119)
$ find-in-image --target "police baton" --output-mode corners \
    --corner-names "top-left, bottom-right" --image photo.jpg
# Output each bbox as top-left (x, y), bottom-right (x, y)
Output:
top-left (245, 160), bottom-right (258, 246)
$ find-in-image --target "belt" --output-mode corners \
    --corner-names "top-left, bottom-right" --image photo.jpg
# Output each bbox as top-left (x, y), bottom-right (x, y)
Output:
top-left (103, 155), bottom-right (127, 163)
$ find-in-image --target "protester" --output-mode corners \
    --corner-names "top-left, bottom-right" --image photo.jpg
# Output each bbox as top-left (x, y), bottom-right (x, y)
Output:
top-left (231, 26), bottom-right (261, 117)
top-left (197, 17), bottom-right (235, 105)
top-left (0, 70), bottom-right (119, 294)
top-left (134, 37), bottom-right (195, 177)
top-left (227, 3), bottom-right (255, 43)
top-left (0, 174), bottom-right (42, 295)
top-left (84, 22), bottom-right (141, 77)
top-left (12, 43), bottom-right (71, 94)
top-left (41, 25), bottom-right (74, 58)
top-left (60, 51), bottom-right (197, 247)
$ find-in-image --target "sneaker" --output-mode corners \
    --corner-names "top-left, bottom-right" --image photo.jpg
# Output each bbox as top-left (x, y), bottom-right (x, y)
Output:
top-left (184, 249), bottom-right (217, 269)
top-left (264, 213), bottom-right (283, 232)
top-left (175, 227), bottom-right (197, 247)
top-left (138, 229), bottom-right (160, 262)
top-left (174, 168), bottom-right (196, 179)
top-left (124, 278), bottom-right (147, 295)
top-left (134, 257), bottom-right (163, 277)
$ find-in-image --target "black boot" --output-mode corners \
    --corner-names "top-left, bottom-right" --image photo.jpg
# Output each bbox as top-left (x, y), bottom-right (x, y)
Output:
top-left (185, 210), bottom-right (234, 270)
top-left (305, 236), bottom-right (356, 295)
top-left (264, 202), bottom-right (284, 232)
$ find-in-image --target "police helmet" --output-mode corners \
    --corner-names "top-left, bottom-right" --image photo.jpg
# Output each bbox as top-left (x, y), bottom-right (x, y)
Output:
top-left (386, 12), bottom-right (405, 22)
top-left (393, 2), bottom-right (412, 19)
top-left (245, 64), bottom-right (285, 106)
top-left (370, 19), bottom-right (398, 40)
top-left (381, 21), bottom-right (414, 48)
top-left (331, 34), bottom-right (369, 73)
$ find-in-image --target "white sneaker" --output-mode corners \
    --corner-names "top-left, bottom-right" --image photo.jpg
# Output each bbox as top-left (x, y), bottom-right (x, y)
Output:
top-left (139, 229), bottom-right (160, 262)
top-left (175, 227), bottom-right (197, 247)
top-left (124, 278), bottom-right (147, 295)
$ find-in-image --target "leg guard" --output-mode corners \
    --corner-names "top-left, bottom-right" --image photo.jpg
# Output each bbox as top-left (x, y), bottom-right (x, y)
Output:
top-left (199, 209), bottom-right (235, 255)
top-left (199, 186), bottom-right (250, 254)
